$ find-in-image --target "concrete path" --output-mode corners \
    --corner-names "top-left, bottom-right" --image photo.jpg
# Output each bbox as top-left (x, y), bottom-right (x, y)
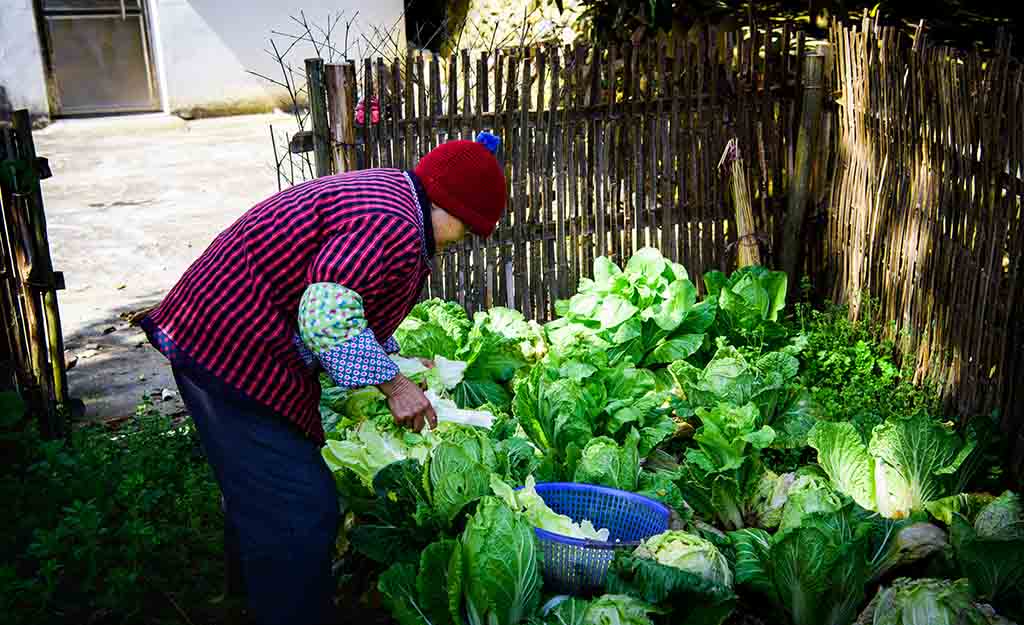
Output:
top-left (33, 112), bottom-right (301, 423)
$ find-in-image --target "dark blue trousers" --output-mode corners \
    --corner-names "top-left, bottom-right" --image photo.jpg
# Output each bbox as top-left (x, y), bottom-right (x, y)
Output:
top-left (173, 366), bottom-right (339, 625)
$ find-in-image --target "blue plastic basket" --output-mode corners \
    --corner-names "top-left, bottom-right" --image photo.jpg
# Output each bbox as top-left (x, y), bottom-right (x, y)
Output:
top-left (522, 482), bottom-right (670, 595)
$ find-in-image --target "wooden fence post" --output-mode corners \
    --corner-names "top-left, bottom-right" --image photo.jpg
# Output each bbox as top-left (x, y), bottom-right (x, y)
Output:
top-left (305, 58), bottom-right (332, 177)
top-left (0, 155), bottom-right (31, 394)
top-left (12, 111), bottom-right (68, 413)
top-left (326, 62), bottom-right (357, 173)
top-left (779, 43), bottom-right (826, 285)
top-left (0, 115), bottom-right (61, 438)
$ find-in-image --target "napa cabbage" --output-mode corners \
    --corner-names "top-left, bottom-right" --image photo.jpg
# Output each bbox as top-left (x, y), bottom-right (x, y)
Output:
top-left (949, 491), bottom-right (1024, 619)
top-left (546, 248), bottom-right (713, 368)
top-left (605, 531), bottom-right (736, 625)
top-left (860, 578), bottom-right (1007, 625)
top-left (451, 497), bottom-right (543, 625)
top-left (808, 413), bottom-right (977, 519)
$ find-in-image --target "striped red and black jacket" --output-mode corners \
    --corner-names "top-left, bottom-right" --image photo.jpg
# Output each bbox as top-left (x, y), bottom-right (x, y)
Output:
top-left (142, 168), bottom-right (435, 443)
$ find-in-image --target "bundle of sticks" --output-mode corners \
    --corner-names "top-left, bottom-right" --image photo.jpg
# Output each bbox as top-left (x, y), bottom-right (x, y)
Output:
top-left (718, 138), bottom-right (761, 269)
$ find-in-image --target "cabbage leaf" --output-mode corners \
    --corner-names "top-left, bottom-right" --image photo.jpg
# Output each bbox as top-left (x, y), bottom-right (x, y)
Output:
top-left (491, 475), bottom-right (610, 541)
top-left (605, 531), bottom-right (736, 625)
top-left (808, 414), bottom-right (977, 519)
top-left (454, 497), bottom-right (543, 625)
top-left (950, 492), bottom-right (1024, 619)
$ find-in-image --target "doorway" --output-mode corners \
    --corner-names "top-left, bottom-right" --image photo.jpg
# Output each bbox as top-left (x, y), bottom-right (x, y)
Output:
top-left (39, 0), bottom-right (161, 115)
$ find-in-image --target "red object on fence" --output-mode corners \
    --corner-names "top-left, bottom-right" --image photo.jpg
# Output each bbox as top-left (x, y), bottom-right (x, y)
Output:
top-left (355, 97), bottom-right (380, 125)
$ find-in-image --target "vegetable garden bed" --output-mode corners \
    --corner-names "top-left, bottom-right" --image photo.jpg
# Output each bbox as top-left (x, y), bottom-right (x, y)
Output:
top-left (320, 248), bottom-right (1022, 625)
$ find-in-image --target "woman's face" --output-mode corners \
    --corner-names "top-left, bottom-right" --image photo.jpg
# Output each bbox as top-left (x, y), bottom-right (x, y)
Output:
top-left (431, 206), bottom-right (468, 250)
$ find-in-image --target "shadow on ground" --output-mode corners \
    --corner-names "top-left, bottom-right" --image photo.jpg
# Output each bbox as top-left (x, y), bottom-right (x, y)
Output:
top-left (61, 292), bottom-right (186, 424)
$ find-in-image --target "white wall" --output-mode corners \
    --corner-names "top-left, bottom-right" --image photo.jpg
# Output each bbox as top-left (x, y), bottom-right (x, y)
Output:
top-left (0, 0), bottom-right (50, 118)
top-left (151, 0), bottom-right (406, 116)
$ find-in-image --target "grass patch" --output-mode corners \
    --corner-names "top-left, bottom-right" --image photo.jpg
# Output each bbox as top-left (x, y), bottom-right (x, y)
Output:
top-left (0, 398), bottom-right (231, 625)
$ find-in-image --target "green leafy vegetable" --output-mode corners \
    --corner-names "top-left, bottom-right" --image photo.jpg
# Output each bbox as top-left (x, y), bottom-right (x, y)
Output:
top-left (454, 497), bottom-right (543, 625)
top-left (321, 265), bottom-right (1017, 625)
top-left (418, 539), bottom-right (461, 625)
top-left (426, 390), bottom-right (497, 428)
top-left (550, 248), bottom-right (711, 368)
top-left (395, 299), bottom-right (471, 360)
top-left (532, 596), bottom-right (590, 625)
top-left (379, 563), bottom-right (431, 625)
top-left (513, 349), bottom-right (670, 479)
top-left (726, 528), bottom-right (774, 599)
top-left (632, 530), bottom-right (733, 587)
top-left (683, 402), bottom-right (775, 530)
top-left (747, 470), bottom-right (796, 530)
top-left (637, 470), bottom-right (688, 517)
top-left (736, 503), bottom-right (948, 624)
top-left (926, 493), bottom-right (999, 526)
top-left (580, 594), bottom-right (663, 625)
top-left (726, 501), bottom-right (873, 625)
top-left (322, 419), bottom-right (436, 491)
top-left (973, 491), bottom-right (1024, 540)
top-left (703, 266), bottom-right (789, 348)
top-left (456, 328), bottom-right (527, 410)
top-left (471, 306), bottom-right (548, 362)
top-left (605, 532), bottom-right (735, 625)
top-left (531, 594), bottom-right (663, 625)
top-left (868, 520), bottom-right (949, 583)
top-left (776, 469), bottom-right (844, 533)
top-left (574, 429), bottom-right (641, 491)
top-left (950, 492), bottom-right (1024, 618)
top-left (379, 539), bottom-right (460, 625)
top-left (394, 298), bottom-right (532, 410)
top-left (668, 340), bottom-right (807, 436)
top-left (687, 403), bottom-right (774, 473)
top-left (492, 475), bottom-right (610, 541)
top-left (427, 426), bottom-right (498, 525)
top-left (348, 459), bottom-right (436, 564)
top-left (861, 577), bottom-right (998, 625)
top-left (513, 352), bottom-right (606, 463)
top-left (771, 388), bottom-right (826, 450)
top-left (809, 414), bottom-right (978, 519)
top-left (496, 436), bottom-right (544, 487)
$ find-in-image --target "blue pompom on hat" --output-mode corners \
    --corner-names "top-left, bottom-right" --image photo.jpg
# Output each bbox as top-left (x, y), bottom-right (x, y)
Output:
top-left (475, 131), bottom-right (501, 155)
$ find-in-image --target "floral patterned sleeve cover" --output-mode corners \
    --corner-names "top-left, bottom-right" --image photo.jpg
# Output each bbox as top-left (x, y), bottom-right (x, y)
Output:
top-left (298, 282), bottom-right (402, 389)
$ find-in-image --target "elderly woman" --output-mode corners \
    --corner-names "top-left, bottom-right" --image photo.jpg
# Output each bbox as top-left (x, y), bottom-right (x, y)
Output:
top-left (141, 133), bottom-right (505, 625)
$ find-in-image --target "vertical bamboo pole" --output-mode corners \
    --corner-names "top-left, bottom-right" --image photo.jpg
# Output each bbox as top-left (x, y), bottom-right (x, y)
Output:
top-left (779, 44), bottom-right (826, 285)
top-left (326, 63), bottom-right (357, 173)
top-left (365, 58), bottom-right (378, 169)
top-left (2, 161), bottom-right (53, 436)
top-left (9, 113), bottom-right (67, 439)
top-left (478, 51), bottom-right (493, 309)
top-left (0, 129), bottom-right (31, 393)
top-left (468, 49), bottom-right (483, 312)
top-left (305, 58), bottom-right (332, 177)
top-left (0, 293), bottom-right (15, 390)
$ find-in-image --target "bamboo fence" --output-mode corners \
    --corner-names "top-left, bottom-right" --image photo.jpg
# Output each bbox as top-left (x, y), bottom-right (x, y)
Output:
top-left (0, 111), bottom-right (69, 439)
top-left (822, 15), bottom-right (1024, 466)
top-left (321, 21), bottom-right (808, 321)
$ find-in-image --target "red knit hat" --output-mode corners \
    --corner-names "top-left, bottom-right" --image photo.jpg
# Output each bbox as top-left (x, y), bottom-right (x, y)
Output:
top-left (413, 132), bottom-right (507, 237)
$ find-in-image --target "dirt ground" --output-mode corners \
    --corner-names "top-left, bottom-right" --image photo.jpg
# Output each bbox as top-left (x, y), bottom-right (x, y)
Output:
top-left (33, 112), bottom-right (301, 423)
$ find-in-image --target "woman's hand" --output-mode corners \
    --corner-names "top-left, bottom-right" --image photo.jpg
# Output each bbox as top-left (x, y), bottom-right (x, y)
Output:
top-left (377, 374), bottom-right (437, 431)
top-left (418, 358), bottom-right (436, 369)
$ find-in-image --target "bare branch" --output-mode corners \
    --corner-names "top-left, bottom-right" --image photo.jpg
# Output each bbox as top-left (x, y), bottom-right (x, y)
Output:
top-left (246, 69), bottom-right (291, 90)
top-left (291, 10), bottom-right (321, 58)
